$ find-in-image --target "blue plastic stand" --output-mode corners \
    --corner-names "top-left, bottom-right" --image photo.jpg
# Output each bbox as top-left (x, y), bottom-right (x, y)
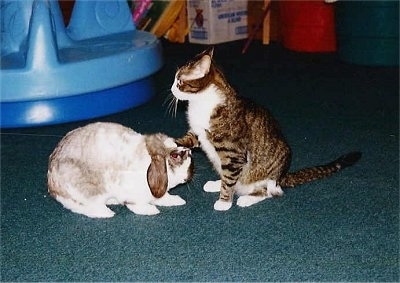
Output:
top-left (0, 0), bottom-right (163, 128)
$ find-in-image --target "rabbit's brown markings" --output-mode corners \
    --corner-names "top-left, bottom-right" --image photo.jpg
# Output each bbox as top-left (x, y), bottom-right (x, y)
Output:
top-left (48, 122), bottom-right (193, 218)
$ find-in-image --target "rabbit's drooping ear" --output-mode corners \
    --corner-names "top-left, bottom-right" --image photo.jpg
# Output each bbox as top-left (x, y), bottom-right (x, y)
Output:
top-left (147, 155), bottom-right (168, 198)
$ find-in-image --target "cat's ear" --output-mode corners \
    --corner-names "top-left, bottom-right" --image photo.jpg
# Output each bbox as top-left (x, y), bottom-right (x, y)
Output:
top-left (197, 53), bottom-right (212, 74)
top-left (185, 52), bottom-right (212, 80)
top-left (203, 47), bottom-right (214, 58)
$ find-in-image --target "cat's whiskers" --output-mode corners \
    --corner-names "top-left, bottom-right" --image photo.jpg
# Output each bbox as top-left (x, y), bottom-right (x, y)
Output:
top-left (163, 93), bottom-right (179, 118)
top-left (161, 89), bottom-right (174, 113)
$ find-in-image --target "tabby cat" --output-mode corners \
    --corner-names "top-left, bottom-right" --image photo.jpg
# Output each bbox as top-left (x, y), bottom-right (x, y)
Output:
top-left (171, 48), bottom-right (361, 211)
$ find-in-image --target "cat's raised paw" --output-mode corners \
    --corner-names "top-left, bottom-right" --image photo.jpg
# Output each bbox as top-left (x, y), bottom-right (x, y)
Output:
top-left (214, 199), bottom-right (232, 211)
top-left (203, 180), bottom-right (221, 192)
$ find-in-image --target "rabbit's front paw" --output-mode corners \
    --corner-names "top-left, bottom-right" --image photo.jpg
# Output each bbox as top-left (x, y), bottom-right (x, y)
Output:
top-left (126, 204), bottom-right (160, 215)
top-left (153, 193), bottom-right (186, 206)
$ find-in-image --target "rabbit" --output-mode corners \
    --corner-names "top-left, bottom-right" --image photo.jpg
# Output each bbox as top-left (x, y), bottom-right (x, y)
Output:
top-left (47, 122), bottom-right (193, 218)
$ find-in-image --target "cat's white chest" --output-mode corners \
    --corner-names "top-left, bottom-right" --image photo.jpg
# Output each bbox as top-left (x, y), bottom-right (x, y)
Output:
top-left (186, 85), bottom-right (223, 131)
top-left (187, 101), bottom-right (213, 132)
top-left (186, 88), bottom-right (223, 173)
top-left (173, 82), bottom-right (223, 172)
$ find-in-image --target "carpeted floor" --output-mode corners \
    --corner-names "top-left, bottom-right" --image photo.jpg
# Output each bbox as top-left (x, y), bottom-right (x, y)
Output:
top-left (1, 39), bottom-right (399, 281)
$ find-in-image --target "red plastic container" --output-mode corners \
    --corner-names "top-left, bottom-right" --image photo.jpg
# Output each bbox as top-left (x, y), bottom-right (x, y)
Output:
top-left (279, 1), bottom-right (336, 52)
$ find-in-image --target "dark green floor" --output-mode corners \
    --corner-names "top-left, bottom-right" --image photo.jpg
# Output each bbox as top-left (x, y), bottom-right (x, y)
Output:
top-left (1, 40), bottom-right (399, 281)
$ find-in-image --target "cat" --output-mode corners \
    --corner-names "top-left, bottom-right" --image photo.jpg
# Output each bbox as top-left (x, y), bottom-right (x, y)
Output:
top-left (170, 47), bottom-right (361, 211)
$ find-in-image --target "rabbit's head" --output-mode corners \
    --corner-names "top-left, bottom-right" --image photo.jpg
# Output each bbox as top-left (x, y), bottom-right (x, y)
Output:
top-left (145, 134), bottom-right (193, 198)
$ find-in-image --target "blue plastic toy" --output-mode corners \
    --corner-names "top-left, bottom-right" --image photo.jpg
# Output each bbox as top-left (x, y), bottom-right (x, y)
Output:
top-left (0, 0), bottom-right (163, 128)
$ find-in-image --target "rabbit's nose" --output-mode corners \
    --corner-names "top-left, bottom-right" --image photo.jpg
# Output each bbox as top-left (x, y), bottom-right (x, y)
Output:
top-left (186, 150), bottom-right (192, 158)
top-left (180, 149), bottom-right (191, 159)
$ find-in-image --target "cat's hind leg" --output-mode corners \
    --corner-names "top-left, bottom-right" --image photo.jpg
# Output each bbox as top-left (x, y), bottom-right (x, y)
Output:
top-left (236, 179), bottom-right (283, 208)
top-left (266, 179), bottom-right (283, 197)
top-left (237, 194), bottom-right (267, 207)
top-left (236, 183), bottom-right (267, 208)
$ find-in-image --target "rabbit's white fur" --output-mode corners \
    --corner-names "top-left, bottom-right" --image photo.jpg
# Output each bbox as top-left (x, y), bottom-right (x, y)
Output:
top-left (48, 122), bottom-right (193, 218)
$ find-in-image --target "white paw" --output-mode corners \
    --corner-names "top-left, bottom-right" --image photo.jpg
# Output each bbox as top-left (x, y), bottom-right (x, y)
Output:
top-left (203, 180), bottom-right (221, 192)
top-left (126, 204), bottom-right (160, 215)
top-left (84, 207), bottom-right (116, 218)
top-left (237, 195), bottom-right (266, 207)
top-left (153, 193), bottom-right (186, 206)
top-left (213, 199), bottom-right (232, 211)
top-left (266, 180), bottom-right (283, 197)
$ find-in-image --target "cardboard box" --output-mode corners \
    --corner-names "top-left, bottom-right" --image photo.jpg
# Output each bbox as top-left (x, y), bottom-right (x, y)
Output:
top-left (187, 0), bottom-right (248, 44)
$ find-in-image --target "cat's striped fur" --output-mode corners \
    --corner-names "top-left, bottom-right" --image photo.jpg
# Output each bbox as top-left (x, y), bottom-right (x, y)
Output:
top-left (171, 48), bottom-right (361, 211)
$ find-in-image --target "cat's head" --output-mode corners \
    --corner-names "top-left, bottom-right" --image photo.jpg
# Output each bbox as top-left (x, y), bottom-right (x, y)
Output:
top-left (171, 47), bottom-right (220, 101)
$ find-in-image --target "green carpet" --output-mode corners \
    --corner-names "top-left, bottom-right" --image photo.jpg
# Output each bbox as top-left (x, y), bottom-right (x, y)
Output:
top-left (1, 40), bottom-right (398, 281)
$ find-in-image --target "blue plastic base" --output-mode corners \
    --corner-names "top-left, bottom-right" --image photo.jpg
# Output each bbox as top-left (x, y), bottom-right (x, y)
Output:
top-left (1, 1), bottom-right (163, 128)
top-left (0, 77), bottom-right (155, 128)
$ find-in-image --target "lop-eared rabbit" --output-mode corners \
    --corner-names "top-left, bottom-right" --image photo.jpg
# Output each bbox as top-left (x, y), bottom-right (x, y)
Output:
top-left (48, 122), bottom-right (193, 218)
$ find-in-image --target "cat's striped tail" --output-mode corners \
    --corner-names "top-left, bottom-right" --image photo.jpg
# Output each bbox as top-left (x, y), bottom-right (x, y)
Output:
top-left (279, 151), bottom-right (362, 188)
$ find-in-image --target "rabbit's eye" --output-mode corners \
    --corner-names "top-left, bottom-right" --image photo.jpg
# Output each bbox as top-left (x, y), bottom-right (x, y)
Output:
top-left (170, 152), bottom-right (179, 159)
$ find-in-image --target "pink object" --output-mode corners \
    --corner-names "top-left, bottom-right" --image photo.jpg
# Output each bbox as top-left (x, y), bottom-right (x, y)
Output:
top-left (132, 0), bottom-right (152, 25)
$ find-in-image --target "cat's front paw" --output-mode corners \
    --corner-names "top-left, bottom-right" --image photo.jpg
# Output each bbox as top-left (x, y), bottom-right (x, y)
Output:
top-left (214, 199), bottom-right (232, 211)
top-left (203, 180), bottom-right (221, 192)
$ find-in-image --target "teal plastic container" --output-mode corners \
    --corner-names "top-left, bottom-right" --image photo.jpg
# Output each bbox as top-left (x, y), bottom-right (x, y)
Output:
top-left (335, 1), bottom-right (399, 66)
